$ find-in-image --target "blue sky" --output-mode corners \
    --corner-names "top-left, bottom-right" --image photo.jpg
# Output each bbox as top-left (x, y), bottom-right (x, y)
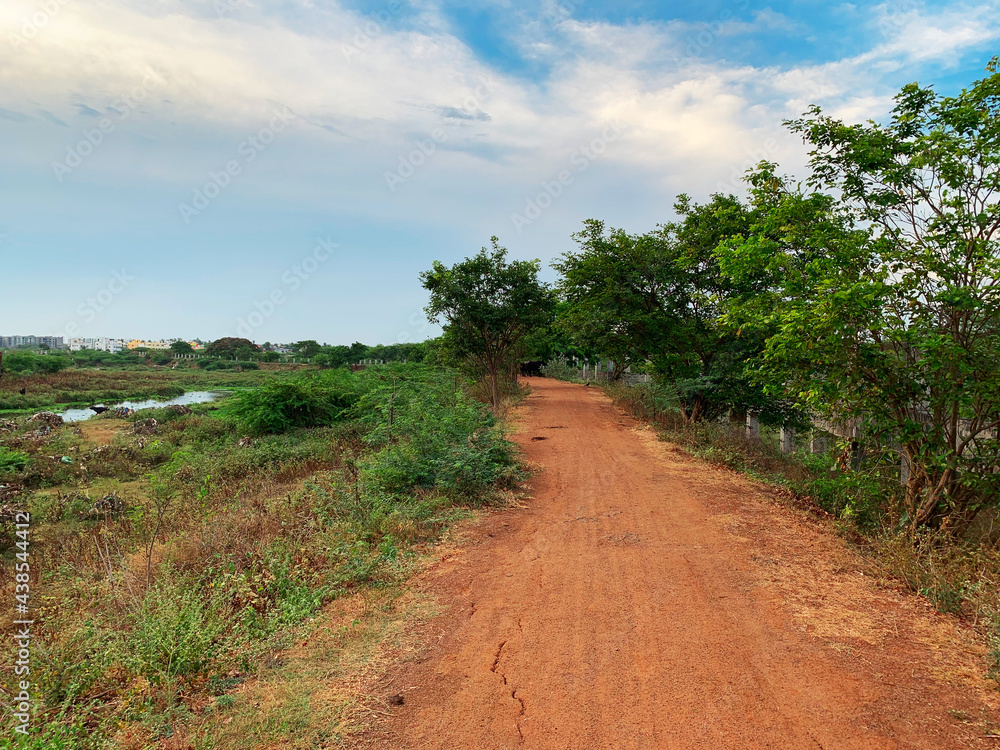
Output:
top-left (0, 0), bottom-right (998, 345)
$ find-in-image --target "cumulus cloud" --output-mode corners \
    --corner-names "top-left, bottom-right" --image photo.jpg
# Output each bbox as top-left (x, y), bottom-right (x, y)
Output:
top-left (0, 0), bottom-right (997, 230)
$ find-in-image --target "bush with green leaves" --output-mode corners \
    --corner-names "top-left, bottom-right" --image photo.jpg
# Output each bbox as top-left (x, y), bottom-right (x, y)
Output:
top-left (353, 365), bottom-right (521, 501)
top-left (2, 351), bottom-right (70, 375)
top-left (123, 583), bottom-right (229, 685)
top-left (0, 446), bottom-right (30, 475)
top-left (228, 370), bottom-right (358, 433)
top-left (197, 359), bottom-right (259, 372)
top-left (539, 359), bottom-right (581, 382)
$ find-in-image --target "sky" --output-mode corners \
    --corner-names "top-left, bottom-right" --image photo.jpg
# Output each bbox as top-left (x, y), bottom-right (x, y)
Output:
top-left (0, 0), bottom-right (998, 345)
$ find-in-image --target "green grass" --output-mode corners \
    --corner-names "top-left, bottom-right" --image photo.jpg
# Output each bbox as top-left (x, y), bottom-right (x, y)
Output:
top-left (0, 363), bottom-right (524, 748)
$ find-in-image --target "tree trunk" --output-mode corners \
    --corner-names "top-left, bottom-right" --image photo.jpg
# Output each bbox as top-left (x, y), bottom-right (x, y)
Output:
top-left (489, 364), bottom-right (500, 413)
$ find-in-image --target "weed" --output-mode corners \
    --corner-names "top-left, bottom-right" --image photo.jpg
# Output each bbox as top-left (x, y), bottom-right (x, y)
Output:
top-left (0, 447), bottom-right (29, 475)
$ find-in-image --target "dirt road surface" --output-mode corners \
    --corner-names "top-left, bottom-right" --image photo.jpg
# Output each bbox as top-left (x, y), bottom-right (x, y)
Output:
top-left (363, 378), bottom-right (996, 749)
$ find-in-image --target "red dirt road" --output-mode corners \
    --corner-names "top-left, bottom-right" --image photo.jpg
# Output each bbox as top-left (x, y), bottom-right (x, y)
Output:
top-left (366, 378), bottom-right (996, 749)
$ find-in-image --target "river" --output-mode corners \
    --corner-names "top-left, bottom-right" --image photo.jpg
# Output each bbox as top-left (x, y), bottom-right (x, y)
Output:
top-left (59, 390), bottom-right (225, 422)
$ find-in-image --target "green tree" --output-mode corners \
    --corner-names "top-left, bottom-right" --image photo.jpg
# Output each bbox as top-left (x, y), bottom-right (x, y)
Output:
top-left (205, 337), bottom-right (261, 359)
top-left (169, 341), bottom-right (194, 354)
top-left (292, 340), bottom-right (322, 358)
top-left (348, 341), bottom-right (368, 362)
top-left (421, 238), bottom-right (556, 411)
top-left (720, 60), bottom-right (1000, 530)
top-left (555, 196), bottom-right (790, 423)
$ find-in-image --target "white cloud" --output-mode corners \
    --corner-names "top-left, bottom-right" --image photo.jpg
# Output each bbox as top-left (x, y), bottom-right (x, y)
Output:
top-left (1, 0), bottom-right (998, 221)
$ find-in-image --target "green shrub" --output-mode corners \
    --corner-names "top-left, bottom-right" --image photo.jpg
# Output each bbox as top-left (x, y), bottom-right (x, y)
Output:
top-left (539, 359), bottom-right (581, 382)
top-left (197, 360), bottom-right (259, 372)
top-left (35, 621), bottom-right (114, 710)
top-left (228, 371), bottom-right (357, 433)
top-left (124, 584), bottom-right (229, 685)
top-left (355, 365), bottom-right (521, 500)
top-left (2, 352), bottom-right (70, 375)
top-left (0, 447), bottom-right (30, 475)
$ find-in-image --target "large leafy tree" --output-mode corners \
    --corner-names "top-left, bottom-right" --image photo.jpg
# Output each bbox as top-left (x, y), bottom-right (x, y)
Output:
top-left (720, 60), bottom-right (1000, 530)
top-left (292, 340), bottom-right (322, 358)
top-left (421, 239), bottom-right (556, 411)
top-left (205, 337), bottom-right (261, 358)
top-left (555, 195), bottom-right (793, 423)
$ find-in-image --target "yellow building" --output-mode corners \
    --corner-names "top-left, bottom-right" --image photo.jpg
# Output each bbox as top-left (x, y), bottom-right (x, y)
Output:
top-left (127, 339), bottom-right (171, 350)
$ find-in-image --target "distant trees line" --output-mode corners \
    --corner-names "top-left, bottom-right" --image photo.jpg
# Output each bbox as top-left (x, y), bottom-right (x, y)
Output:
top-left (0, 339), bottom-right (436, 377)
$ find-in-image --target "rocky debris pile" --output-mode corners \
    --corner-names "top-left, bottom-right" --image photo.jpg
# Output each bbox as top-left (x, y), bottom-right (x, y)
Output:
top-left (112, 406), bottom-right (134, 419)
top-left (132, 418), bottom-right (158, 436)
top-left (166, 405), bottom-right (192, 416)
top-left (82, 493), bottom-right (126, 519)
top-left (0, 503), bottom-right (23, 524)
top-left (0, 483), bottom-right (23, 503)
top-left (0, 419), bottom-right (18, 434)
top-left (50, 489), bottom-right (84, 521)
top-left (29, 412), bottom-right (63, 427)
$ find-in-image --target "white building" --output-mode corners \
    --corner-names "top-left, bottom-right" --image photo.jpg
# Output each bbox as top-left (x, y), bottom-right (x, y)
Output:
top-left (68, 337), bottom-right (126, 353)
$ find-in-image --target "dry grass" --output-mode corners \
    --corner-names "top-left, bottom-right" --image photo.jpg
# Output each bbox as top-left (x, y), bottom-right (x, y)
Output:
top-left (167, 589), bottom-right (438, 750)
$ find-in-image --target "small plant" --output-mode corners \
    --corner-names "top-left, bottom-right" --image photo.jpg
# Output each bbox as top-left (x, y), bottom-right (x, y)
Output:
top-left (0, 446), bottom-right (30, 474)
top-left (124, 583), bottom-right (229, 685)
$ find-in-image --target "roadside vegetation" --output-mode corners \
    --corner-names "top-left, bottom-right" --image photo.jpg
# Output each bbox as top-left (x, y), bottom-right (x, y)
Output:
top-left (0, 362), bottom-right (523, 748)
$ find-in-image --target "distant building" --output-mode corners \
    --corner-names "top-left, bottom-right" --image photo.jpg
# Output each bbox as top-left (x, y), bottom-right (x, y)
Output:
top-left (68, 337), bottom-right (125, 353)
top-left (125, 338), bottom-right (202, 351)
top-left (127, 339), bottom-right (170, 350)
top-left (0, 335), bottom-right (65, 349)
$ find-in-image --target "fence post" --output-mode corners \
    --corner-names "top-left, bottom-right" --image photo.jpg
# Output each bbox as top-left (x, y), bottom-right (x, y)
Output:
top-left (746, 414), bottom-right (760, 440)
top-left (780, 427), bottom-right (794, 453)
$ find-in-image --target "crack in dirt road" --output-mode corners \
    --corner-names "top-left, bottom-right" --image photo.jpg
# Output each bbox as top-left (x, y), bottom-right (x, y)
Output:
top-left (363, 379), bottom-right (997, 749)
